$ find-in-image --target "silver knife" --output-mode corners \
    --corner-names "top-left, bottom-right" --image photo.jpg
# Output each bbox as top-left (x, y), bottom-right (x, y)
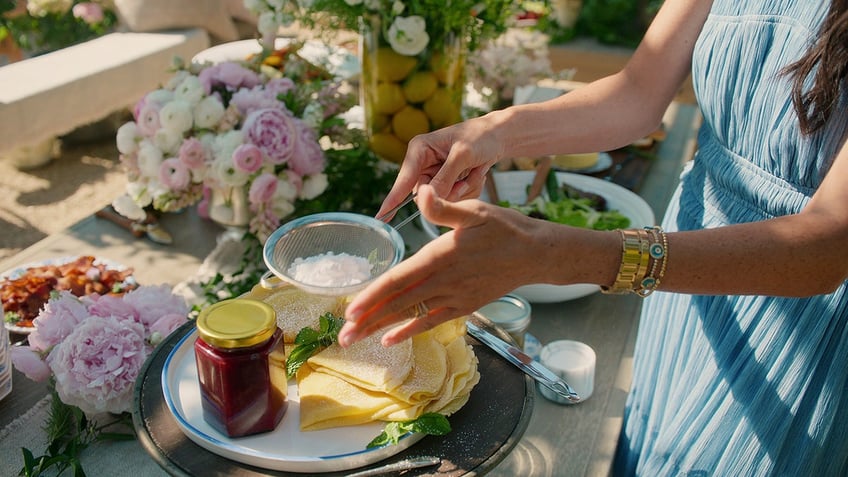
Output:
top-left (345, 456), bottom-right (441, 477)
top-left (466, 321), bottom-right (581, 403)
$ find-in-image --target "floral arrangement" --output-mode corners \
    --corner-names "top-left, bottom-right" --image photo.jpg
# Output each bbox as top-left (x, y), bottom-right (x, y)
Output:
top-left (112, 46), bottom-right (358, 242)
top-left (0, 0), bottom-right (117, 56)
top-left (466, 27), bottom-right (569, 111)
top-left (11, 285), bottom-right (189, 416)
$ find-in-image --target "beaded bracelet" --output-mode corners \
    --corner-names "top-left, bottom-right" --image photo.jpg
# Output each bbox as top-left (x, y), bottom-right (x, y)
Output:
top-left (601, 229), bottom-right (651, 295)
top-left (635, 226), bottom-right (668, 297)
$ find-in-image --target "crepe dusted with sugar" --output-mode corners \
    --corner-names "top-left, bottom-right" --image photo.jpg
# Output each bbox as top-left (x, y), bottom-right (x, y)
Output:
top-left (297, 317), bottom-right (480, 431)
top-left (246, 283), bottom-right (345, 343)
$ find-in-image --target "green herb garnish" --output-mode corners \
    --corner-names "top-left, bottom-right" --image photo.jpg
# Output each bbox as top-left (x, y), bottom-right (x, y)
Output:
top-left (366, 413), bottom-right (451, 448)
top-left (285, 312), bottom-right (346, 379)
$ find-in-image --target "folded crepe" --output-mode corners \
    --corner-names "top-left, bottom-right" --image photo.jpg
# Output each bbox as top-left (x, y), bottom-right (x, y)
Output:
top-left (247, 283), bottom-right (346, 343)
top-left (297, 317), bottom-right (479, 431)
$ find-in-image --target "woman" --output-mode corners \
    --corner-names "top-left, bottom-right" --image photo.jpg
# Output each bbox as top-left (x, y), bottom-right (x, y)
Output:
top-left (339, 0), bottom-right (848, 474)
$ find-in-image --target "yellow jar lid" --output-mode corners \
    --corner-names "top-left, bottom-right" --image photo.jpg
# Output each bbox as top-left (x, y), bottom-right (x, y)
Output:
top-left (196, 298), bottom-right (277, 349)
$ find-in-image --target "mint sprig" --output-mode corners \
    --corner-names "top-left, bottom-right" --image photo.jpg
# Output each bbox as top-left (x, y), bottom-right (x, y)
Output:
top-left (366, 413), bottom-right (451, 448)
top-left (285, 312), bottom-right (346, 379)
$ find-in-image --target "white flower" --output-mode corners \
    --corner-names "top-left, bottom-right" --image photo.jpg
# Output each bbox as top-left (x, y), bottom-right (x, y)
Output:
top-left (257, 11), bottom-right (281, 37)
top-left (146, 89), bottom-right (174, 105)
top-left (274, 176), bottom-right (298, 202)
top-left (137, 141), bottom-right (164, 178)
top-left (116, 122), bottom-right (140, 155)
top-left (301, 102), bottom-right (323, 130)
top-left (174, 75), bottom-right (205, 105)
top-left (364, 0), bottom-right (380, 9)
top-left (126, 182), bottom-right (152, 208)
top-left (343, 0), bottom-right (363, 5)
top-left (159, 100), bottom-right (194, 134)
top-left (27, 0), bottom-right (72, 17)
top-left (152, 128), bottom-right (183, 155)
top-left (272, 197), bottom-right (295, 220)
top-left (387, 16), bottom-right (430, 56)
top-left (112, 194), bottom-right (147, 221)
top-left (164, 70), bottom-right (192, 91)
top-left (300, 173), bottom-right (328, 200)
top-left (391, 0), bottom-right (405, 15)
top-left (214, 130), bottom-right (244, 161)
top-left (194, 96), bottom-right (226, 130)
top-left (212, 157), bottom-right (250, 188)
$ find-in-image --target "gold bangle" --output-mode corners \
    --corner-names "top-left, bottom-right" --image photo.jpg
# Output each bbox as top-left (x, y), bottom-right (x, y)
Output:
top-left (601, 229), bottom-right (649, 295)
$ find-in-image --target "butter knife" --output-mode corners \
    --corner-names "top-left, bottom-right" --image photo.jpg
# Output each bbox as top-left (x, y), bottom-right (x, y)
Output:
top-left (345, 456), bottom-right (441, 477)
top-left (466, 321), bottom-right (581, 403)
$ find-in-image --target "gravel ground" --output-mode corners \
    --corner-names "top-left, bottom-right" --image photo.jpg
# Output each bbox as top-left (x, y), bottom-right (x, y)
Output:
top-left (0, 133), bottom-right (128, 263)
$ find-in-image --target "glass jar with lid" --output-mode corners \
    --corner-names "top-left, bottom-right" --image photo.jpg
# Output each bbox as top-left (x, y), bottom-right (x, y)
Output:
top-left (194, 298), bottom-right (287, 437)
top-left (476, 294), bottom-right (532, 348)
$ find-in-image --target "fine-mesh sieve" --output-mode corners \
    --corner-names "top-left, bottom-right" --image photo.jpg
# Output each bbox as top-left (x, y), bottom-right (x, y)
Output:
top-left (262, 212), bottom-right (405, 296)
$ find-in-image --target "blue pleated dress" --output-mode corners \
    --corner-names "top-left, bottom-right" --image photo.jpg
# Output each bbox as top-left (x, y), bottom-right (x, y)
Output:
top-left (614, 1), bottom-right (848, 475)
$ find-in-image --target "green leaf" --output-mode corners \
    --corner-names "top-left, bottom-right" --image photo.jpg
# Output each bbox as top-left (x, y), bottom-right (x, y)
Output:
top-left (366, 413), bottom-right (451, 448)
top-left (286, 312), bottom-right (345, 378)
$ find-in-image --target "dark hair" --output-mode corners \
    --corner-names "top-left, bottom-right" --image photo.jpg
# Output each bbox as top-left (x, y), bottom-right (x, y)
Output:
top-left (783, 0), bottom-right (848, 134)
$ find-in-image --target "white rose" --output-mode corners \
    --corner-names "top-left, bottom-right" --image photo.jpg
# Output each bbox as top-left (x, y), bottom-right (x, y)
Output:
top-left (174, 75), bottom-right (205, 105)
top-left (152, 129), bottom-right (183, 155)
top-left (300, 173), bottom-right (328, 200)
top-left (116, 122), bottom-right (140, 155)
top-left (194, 96), bottom-right (226, 130)
top-left (137, 141), bottom-right (164, 178)
top-left (111, 194), bottom-right (147, 221)
top-left (212, 157), bottom-right (249, 188)
top-left (387, 16), bottom-right (429, 56)
top-left (274, 176), bottom-right (298, 202)
top-left (146, 89), bottom-right (174, 106)
top-left (159, 100), bottom-right (194, 134)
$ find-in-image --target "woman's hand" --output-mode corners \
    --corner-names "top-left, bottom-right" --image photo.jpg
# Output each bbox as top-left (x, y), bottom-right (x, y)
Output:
top-left (341, 184), bottom-right (544, 347)
top-left (376, 112), bottom-right (507, 221)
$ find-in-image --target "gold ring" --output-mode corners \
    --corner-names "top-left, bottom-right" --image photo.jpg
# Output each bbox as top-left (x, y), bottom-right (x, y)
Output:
top-left (404, 301), bottom-right (430, 319)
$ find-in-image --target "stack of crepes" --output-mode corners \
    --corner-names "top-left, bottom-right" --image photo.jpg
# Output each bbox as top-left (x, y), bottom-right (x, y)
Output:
top-left (246, 284), bottom-right (480, 431)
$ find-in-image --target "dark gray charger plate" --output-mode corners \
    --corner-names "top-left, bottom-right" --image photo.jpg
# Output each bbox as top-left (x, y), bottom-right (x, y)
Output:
top-left (133, 315), bottom-right (535, 476)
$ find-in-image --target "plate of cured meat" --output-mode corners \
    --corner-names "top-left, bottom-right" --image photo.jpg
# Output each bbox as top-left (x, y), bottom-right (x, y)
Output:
top-left (1, 255), bottom-right (138, 334)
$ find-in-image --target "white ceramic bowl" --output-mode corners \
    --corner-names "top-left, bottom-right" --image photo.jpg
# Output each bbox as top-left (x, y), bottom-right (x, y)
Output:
top-left (419, 170), bottom-right (656, 303)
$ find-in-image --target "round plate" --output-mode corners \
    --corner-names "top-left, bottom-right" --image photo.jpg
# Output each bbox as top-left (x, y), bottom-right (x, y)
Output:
top-left (162, 329), bottom-right (423, 473)
top-left (192, 38), bottom-right (360, 80)
top-left (2, 256), bottom-right (136, 334)
top-left (134, 318), bottom-right (534, 476)
top-left (419, 171), bottom-right (656, 303)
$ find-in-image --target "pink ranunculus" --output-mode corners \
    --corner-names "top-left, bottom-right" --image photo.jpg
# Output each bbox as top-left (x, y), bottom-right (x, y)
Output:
top-left (121, 285), bottom-right (189, 328)
top-left (135, 102), bottom-right (162, 137)
top-left (197, 186), bottom-right (211, 218)
top-left (159, 158), bottom-right (192, 191)
top-left (72, 2), bottom-right (104, 24)
top-left (249, 173), bottom-right (278, 205)
top-left (178, 137), bottom-right (206, 169)
top-left (11, 346), bottom-right (50, 382)
top-left (232, 143), bottom-right (264, 173)
top-left (48, 315), bottom-right (148, 415)
top-left (289, 122), bottom-right (325, 176)
top-left (28, 291), bottom-right (91, 352)
top-left (242, 108), bottom-right (297, 165)
top-left (197, 62), bottom-right (262, 94)
top-left (83, 294), bottom-right (139, 322)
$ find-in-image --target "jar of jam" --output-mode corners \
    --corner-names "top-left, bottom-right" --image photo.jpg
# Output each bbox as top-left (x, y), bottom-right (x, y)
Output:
top-left (194, 298), bottom-right (287, 437)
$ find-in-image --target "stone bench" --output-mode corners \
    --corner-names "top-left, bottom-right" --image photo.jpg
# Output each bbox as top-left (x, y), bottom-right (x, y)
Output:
top-left (0, 28), bottom-right (210, 158)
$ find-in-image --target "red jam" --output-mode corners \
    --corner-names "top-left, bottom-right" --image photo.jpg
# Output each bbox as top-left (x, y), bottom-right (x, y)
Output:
top-left (194, 298), bottom-right (288, 438)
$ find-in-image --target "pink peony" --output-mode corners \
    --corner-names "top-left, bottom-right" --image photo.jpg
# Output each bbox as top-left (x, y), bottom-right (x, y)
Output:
top-left (83, 294), bottom-right (139, 322)
top-left (232, 143), bottom-right (264, 173)
top-left (72, 2), bottom-right (104, 24)
top-left (27, 291), bottom-right (90, 352)
top-left (11, 346), bottom-right (50, 382)
top-left (198, 62), bottom-right (262, 94)
top-left (178, 137), bottom-right (206, 169)
top-left (159, 157), bottom-right (192, 190)
top-left (230, 87), bottom-right (285, 117)
top-left (121, 284), bottom-right (189, 328)
top-left (249, 172), bottom-right (278, 205)
top-left (288, 122), bottom-right (325, 176)
top-left (242, 108), bottom-right (297, 165)
top-left (148, 313), bottom-right (189, 345)
top-left (48, 316), bottom-right (148, 415)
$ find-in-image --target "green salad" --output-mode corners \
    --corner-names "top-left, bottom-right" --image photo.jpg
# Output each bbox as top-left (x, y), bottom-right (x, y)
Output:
top-left (498, 170), bottom-right (631, 231)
